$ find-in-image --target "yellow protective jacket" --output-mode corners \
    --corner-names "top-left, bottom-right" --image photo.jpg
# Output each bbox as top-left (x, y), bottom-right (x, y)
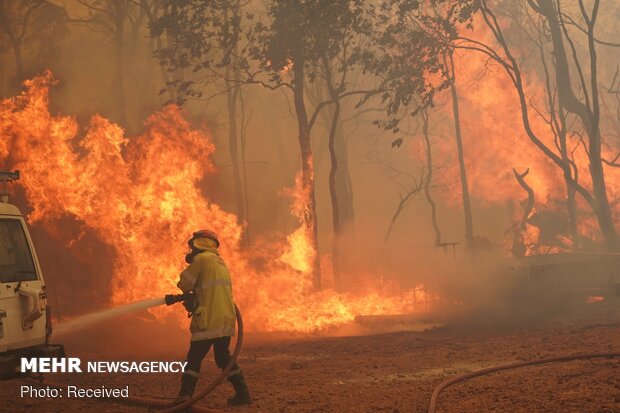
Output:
top-left (177, 248), bottom-right (236, 341)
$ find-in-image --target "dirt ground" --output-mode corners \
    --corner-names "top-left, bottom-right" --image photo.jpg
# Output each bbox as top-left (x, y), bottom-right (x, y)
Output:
top-left (2, 306), bottom-right (620, 413)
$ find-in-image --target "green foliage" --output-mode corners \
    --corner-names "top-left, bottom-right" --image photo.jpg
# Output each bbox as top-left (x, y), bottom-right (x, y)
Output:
top-left (258, 0), bottom-right (368, 67)
top-left (363, 0), bottom-right (478, 132)
top-left (245, 0), bottom-right (373, 89)
top-left (150, 0), bottom-right (478, 131)
top-left (150, 0), bottom-right (246, 103)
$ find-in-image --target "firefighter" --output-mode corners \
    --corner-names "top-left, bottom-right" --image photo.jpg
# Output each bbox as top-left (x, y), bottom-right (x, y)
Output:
top-left (174, 230), bottom-right (252, 406)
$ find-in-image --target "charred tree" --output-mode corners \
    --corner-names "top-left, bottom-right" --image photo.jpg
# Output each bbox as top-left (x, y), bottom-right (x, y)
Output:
top-left (254, 0), bottom-right (383, 290)
top-left (508, 168), bottom-right (535, 257)
top-left (535, 29), bottom-right (579, 244)
top-left (225, 68), bottom-right (248, 246)
top-left (376, 129), bottom-right (427, 245)
top-left (0, 0), bottom-right (45, 82)
top-left (239, 90), bottom-right (251, 242)
top-left (304, 70), bottom-right (358, 290)
top-left (535, 0), bottom-right (614, 248)
top-left (445, 52), bottom-right (474, 247)
top-left (306, 81), bottom-right (355, 241)
top-left (421, 110), bottom-right (442, 246)
top-left (323, 57), bottom-right (343, 289)
top-left (333, 114), bottom-right (355, 287)
top-left (110, 1), bottom-right (128, 127)
top-left (292, 57), bottom-right (322, 290)
top-left (384, 176), bottom-right (425, 245)
top-left (336, 121), bottom-right (355, 234)
top-left (452, 0), bottom-right (618, 251)
top-left (224, 0), bottom-right (249, 247)
top-left (333, 114), bottom-right (355, 236)
top-left (513, 168), bottom-right (535, 230)
top-left (75, 0), bottom-right (137, 127)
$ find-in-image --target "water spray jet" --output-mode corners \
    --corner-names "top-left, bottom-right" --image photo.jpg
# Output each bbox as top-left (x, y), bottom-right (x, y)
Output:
top-left (56, 292), bottom-right (203, 336)
top-left (54, 297), bottom-right (166, 337)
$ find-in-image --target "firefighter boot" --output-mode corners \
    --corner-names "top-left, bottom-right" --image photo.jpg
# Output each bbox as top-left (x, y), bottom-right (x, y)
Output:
top-left (227, 371), bottom-right (252, 406)
top-left (173, 373), bottom-right (198, 405)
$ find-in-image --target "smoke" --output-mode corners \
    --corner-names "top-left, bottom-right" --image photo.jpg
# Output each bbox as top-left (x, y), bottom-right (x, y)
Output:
top-left (428, 249), bottom-right (619, 328)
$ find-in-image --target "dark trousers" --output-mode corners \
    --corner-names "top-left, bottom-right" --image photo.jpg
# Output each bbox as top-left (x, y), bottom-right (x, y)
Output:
top-left (184, 336), bottom-right (240, 377)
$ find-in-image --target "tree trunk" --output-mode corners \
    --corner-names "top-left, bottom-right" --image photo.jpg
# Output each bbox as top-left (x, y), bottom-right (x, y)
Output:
top-left (537, 0), bottom-right (618, 251)
top-left (323, 57), bottom-right (352, 290)
top-left (226, 0), bottom-right (248, 246)
top-left (421, 110), bottom-right (441, 246)
top-left (0, 5), bottom-right (25, 81)
top-left (333, 115), bottom-right (354, 289)
top-left (538, 33), bottom-right (579, 245)
top-left (111, 0), bottom-right (128, 127)
top-left (478, 2), bottom-right (614, 251)
top-left (383, 183), bottom-right (423, 245)
top-left (447, 53), bottom-right (474, 247)
top-left (566, 178), bottom-right (578, 242)
top-left (324, 60), bottom-right (343, 290)
top-left (293, 58), bottom-right (321, 290)
top-left (558, 116), bottom-right (578, 244)
top-left (226, 74), bottom-right (248, 246)
top-left (334, 116), bottom-right (354, 233)
top-left (513, 168), bottom-right (535, 230)
top-left (239, 89), bottom-right (251, 243)
top-left (10, 39), bottom-right (24, 80)
top-left (588, 132), bottom-right (617, 249)
top-left (142, 0), bottom-right (178, 103)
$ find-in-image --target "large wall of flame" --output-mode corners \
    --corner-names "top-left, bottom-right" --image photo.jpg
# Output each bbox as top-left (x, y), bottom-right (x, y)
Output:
top-left (0, 73), bottom-right (414, 332)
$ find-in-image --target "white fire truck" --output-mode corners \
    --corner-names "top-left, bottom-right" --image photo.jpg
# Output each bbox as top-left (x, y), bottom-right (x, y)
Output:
top-left (0, 171), bottom-right (64, 379)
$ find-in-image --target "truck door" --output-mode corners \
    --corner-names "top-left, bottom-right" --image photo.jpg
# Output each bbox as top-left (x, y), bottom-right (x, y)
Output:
top-left (0, 218), bottom-right (46, 353)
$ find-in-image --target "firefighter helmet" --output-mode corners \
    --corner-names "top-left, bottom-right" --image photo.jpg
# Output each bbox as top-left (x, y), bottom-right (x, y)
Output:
top-left (191, 230), bottom-right (220, 248)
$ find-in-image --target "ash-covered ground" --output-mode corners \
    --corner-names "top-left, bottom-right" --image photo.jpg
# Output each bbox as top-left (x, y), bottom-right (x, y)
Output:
top-left (2, 306), bottom-right (619, 413)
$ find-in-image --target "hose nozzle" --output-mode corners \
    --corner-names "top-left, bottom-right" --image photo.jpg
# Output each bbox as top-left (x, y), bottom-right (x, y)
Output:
top-left (164, 292), bottom-right (196, 317)
top-left (165, 293), bottom-right (190, 306)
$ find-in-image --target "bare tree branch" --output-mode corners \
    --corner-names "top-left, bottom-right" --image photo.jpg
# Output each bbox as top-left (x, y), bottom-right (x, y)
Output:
top-left (561, 12), bottom-right (620, 47)
top-left (513, 168), bottom-right (535, 230)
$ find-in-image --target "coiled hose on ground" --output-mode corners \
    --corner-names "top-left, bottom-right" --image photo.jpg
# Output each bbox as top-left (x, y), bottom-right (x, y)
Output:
top-left (427, 351), bottom-right (620, 413)
top-left (28, 303), bottom-right (244, 413)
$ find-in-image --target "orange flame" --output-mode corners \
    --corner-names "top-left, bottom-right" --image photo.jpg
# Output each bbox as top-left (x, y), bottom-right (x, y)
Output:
top-left (0, 72), bottom-right (418, 332)
top-left (429, 25), bottom-right (620, 252)
top-left (278, 170), bottom-right (316, 273)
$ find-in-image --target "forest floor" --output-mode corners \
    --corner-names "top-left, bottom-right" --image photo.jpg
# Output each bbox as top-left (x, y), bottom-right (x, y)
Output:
top-left (2, 303), bottom-right (620, 413)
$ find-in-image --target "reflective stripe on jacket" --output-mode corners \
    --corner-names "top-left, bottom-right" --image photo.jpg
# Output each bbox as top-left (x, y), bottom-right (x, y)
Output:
top-left (177, 248), bottom-right (236, 341)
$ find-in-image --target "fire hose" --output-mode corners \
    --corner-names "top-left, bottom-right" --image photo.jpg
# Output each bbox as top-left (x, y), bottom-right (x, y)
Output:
top-left (427, 351), bottom-right (620, 413)
top-left (28, 298), bottom-right (245, 413)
